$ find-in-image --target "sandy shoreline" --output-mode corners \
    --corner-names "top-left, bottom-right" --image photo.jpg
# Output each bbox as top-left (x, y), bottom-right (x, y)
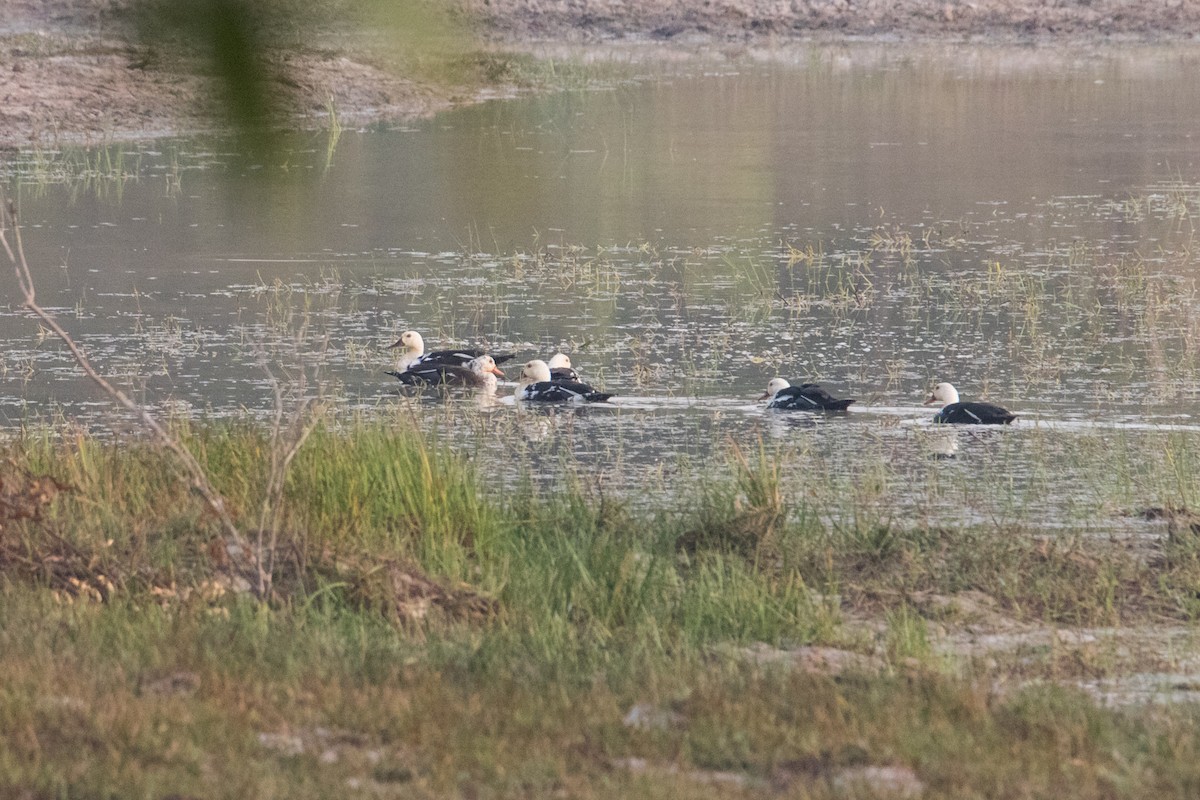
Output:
top-left (0, 0), bottom-right (1197, 150)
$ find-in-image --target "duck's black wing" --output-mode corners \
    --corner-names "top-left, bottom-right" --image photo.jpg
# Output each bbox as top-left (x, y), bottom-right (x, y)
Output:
top-left (416, 348), bottom-right (514, 367)
top-left (549, 366), bottom-right (580, 382)
top-left (387, 363), bottom-right (478, 387)
top-left (769, 383), bottom-right (854, 411)
top-left (520, 380), bottom-right (613, 403)
top-left (934, 402), bottom-right (1016, 425)
top-left (767, 387), bottom-right (820, 410)
top-left (415, 348), bottom-right (485, 368)
top-left (797, 383), bottom-right (855, 411)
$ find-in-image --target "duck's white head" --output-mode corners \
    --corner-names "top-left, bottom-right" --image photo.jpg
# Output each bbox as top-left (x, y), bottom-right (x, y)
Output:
top-left (389, 330), bottom-right (425, 370)
top-left (467, 355), bottom-right (505, 377)
top-left (547, 353), bottom-right (572, 370)
top-left (466, 357), bottom-right (501, 393)
top-left (390, 330), bottom-right (424, 355)
top-left (759, 377), bottom-right (791, 401)
top-left (519, 359), bottom-right (552, 386)
top-left (925, 382), bottom-right (959, 406)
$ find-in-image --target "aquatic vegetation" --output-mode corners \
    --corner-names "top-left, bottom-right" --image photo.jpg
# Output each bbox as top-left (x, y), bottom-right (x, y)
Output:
top-left (2, 143), bottom-right (138, 203)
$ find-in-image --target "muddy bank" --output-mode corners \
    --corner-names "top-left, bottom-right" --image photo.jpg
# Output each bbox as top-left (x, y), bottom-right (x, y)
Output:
top-left (1, 0), bottom-right (1198, 148)
top-left (0, 2), bottom-right (459, 150)
top-left (0, 33), bottom-right (456, 150)
top-left (462, 0), bottom-right (1200, 42)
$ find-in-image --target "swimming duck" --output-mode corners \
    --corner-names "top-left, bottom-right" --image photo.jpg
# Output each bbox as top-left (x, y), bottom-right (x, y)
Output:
top-left (388, 330), bottom-right (514, 372)
top-left (547, 352), bottom-right (580, 382)
top-left (924, 382), bottom-right (1016, 425)
top-left (760, 378), bottom-right (855, 411)
top-left (388, 355), bottom-right (504, 392)
top-left (517, 359), bottom-right (613, 403)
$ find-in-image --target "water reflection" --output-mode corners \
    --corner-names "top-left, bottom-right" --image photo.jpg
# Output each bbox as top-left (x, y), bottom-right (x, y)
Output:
top-left (2, 44), bottom-right (1200, 535)
top-left (921, 427), bottom-right (961, 459)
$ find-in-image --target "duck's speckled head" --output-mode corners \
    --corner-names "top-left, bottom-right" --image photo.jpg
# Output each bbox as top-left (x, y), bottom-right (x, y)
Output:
top-left (469, 355), bottom-right (505, 377)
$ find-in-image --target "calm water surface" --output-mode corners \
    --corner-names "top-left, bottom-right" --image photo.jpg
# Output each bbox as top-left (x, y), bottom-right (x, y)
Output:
top-left (4, 44), bottom-right (1200, 531)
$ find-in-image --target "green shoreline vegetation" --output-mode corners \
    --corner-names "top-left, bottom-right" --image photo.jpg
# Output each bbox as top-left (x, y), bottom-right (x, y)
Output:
top-left (3, 422), bottom-right (1200, 796)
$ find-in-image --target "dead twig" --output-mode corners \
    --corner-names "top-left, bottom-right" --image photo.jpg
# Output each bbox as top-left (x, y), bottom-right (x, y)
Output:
top-left (253, 305), bottom-right (330, 598)
top-left (0, 195), bottom-right (269, 598)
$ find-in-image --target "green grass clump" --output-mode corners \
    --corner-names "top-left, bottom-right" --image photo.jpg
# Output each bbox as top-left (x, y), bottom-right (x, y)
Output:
top-left (284, 424), bottom-right (498, 569)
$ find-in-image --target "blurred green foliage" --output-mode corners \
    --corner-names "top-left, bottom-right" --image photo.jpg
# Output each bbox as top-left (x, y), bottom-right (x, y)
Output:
top-left (126, 0), bottom-right (469, 159)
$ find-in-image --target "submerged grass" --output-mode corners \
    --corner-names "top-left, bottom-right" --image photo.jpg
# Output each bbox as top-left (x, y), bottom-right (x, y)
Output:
top-left (3, 421), bottom-right (1200, 797)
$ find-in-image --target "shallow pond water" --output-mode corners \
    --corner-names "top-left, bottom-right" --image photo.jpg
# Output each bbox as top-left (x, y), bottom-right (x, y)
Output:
top-left (3, 44), bottom-right (1200, 532)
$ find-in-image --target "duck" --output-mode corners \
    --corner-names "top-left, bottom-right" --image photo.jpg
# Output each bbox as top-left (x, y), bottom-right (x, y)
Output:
top-left (517, 359), bottom-right (613, 403)
top-left (547, 352), bottom-right (580, 382)
top-left (388, 330), bottom-right (514, 372)
top-left (924, 382), bottom-right (1016, 425)
top-left (760, 378), bottom-right (855, 411)
top-left (387, 355), bottom-right (504, 392)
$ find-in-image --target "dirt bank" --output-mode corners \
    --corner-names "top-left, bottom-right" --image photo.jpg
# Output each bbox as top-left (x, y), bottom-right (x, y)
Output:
top-left (462, 0), bottom-right (1200, 42)
top-left (0, 1), bottom-right (460, 150)
top-left (1, 0), bottom-right (1198, 150)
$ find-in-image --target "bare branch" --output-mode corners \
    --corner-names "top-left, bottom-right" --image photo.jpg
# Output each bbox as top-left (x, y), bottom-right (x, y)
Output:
top-left (0, 194), bottom-right (268, 597)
